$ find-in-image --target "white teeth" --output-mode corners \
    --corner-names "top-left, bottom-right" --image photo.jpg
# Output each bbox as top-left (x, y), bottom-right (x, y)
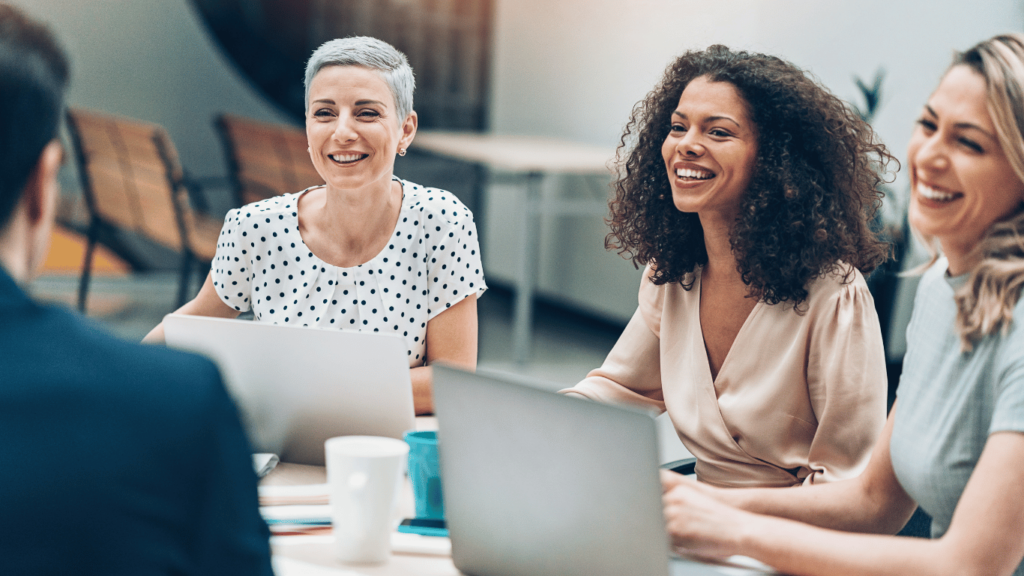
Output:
top-left (329, 153), bottom-right (364, 163)
top-left (917, 182), bottom-right (957, 201)
top-left (676, 168), bottom-right (714, 180)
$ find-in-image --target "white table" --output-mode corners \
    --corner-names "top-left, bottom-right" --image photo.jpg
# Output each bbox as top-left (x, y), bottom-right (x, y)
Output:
top-left (412, 131), bottom-right (616, 363)
top-left (264, 463), bottom-right (460, 575)
top-left (264, 416), bottom-right (458, 575)
top-left (261, 417), bottom-right (776, 576)
top-left (263, 463), bottom-right (777, 576)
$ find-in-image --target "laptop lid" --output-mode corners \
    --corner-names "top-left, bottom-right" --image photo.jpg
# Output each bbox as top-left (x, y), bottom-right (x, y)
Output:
top-left (433, 365), bottom-right (671, 576)
top-left (164, 314), bottom-right (415, 465)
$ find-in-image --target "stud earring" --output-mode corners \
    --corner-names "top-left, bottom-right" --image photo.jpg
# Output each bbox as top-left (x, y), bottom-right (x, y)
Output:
top-left (398, 148), bottom-right (407, 157)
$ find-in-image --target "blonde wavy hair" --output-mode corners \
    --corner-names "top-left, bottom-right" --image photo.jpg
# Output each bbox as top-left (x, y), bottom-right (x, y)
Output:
top-left (918, 34), bottom-right (1024, 351)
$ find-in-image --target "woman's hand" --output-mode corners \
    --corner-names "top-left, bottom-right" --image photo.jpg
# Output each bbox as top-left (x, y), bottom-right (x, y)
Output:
top-left (660, 470), bottom-right (747, 560)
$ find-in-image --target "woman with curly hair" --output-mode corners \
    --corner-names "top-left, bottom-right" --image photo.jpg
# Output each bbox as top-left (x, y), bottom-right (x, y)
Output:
top-left (563, 45), bottom-right (893, 488)
top-left (661, 34), bottom-right (1024, 576)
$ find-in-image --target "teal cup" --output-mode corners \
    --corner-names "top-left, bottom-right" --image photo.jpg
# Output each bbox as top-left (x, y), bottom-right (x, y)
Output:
top-left (404, 430), bottom-right (444, 520)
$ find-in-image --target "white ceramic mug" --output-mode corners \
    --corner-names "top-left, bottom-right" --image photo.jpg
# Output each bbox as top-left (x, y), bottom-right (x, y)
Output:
top-left (325, 436), bottom-right (409, 564)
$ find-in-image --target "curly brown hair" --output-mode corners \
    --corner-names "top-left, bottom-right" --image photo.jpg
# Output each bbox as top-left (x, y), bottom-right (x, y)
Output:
top-left (608, 45), bottom-right (895, 306)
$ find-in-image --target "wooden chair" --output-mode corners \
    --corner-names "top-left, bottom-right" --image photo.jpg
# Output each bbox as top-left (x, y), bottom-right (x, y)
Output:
top-left (216, 113), bottom-right (323, 205)
top-left (66, 108), bottom-right (222, 312)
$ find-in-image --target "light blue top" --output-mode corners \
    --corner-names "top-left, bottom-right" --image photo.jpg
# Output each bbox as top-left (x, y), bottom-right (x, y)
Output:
top-left (890, 257), bottom-right (1024, 575)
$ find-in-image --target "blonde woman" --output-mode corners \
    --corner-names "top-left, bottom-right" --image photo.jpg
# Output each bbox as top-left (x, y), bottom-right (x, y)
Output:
top-left (661, 34), bottom-right (1024, 576)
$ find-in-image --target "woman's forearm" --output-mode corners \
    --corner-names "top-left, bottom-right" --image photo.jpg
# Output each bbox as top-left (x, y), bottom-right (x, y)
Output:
top-left (749, 434), bottom-right (1024, 576)
top-left (668, 423), bottom-right (1024, 576)
top-left (667, 484), bottom-right (978, 576)
top-left (143, 273), bottom-right (240, 344)
top-left (416, 294), bottom-right (478, 416)
top-left (410, 365), bottom-right (433, 415)
top-left (691, 409), bottom-right (916, 534)
top-left (712, 477), bottom-right (913, 534)
top-left (735, 513), bottom-right (955, 576)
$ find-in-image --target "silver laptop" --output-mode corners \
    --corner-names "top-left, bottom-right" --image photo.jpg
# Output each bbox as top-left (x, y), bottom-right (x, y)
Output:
top-left (433, 366), bottom-right (771, 576)
top-left (164, 314), bottom-right (415, 465)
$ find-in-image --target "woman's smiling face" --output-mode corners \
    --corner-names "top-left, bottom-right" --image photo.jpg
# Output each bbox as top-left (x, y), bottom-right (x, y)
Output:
top-left (908, 64), bottom-right (1024, 262)
top-left (305, 65), bottom-right (415, 192)
top-left (661, 76), bottom-right (759, 224)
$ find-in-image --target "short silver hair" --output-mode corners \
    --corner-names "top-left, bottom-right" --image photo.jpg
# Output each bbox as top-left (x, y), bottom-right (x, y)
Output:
top-left (304, 36), bottom-right (415, 123)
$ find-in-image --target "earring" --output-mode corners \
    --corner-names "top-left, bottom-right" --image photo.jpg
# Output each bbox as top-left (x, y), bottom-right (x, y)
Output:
top-left (398, 148), bottom-right (407, 157)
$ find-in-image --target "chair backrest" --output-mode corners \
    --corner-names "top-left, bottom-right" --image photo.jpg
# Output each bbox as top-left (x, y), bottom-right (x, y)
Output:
top-left (67, 108), bottom-right (223, 266)
top-left (66, 108), bottom-right (188, 254)
top-left (150, 124), bottom-right (221, 263)
top-left (217, 113), bottom-right (323, 205)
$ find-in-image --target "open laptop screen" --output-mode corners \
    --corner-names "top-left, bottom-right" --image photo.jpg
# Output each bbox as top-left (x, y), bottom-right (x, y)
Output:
top-left (165, 314), bottom-right (414, 465)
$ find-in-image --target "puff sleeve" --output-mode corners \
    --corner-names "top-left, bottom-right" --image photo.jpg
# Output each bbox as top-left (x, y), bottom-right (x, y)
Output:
top-left (802, 279), bottom-right (888, 484)
top-left (211, 207), bottom-right (253, 313)
top-left (561, 308), bottom-right (666, 413)
top-left (209, 207), bottom-right (253, 311)
top-left (425, 194), bottom-right (487, 320)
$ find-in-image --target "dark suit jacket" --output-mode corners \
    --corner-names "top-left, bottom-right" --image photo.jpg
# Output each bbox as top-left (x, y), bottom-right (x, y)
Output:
top-left (0, 268), bottom-right (273, 575)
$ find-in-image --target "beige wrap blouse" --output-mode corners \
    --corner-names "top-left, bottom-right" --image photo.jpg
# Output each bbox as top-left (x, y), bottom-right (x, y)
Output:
top-left (564, 265), bottom-right (887, 488)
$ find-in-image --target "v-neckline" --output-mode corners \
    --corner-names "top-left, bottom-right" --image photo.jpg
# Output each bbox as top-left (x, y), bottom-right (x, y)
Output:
top-left (694, 269), bottom-right (762, 389)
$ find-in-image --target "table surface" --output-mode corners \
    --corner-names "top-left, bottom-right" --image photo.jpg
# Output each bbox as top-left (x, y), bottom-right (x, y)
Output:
top-left (266, 416), bottom-right (460, 575)
top-left (265, 463), bottom-right (461, 575)
top-left (263, 417), bottom-right (777, 576)
top-left (413, 130), bottom-right (617, 174)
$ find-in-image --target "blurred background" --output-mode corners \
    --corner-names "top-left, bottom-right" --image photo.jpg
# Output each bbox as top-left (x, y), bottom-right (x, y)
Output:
top-left (11, 0), bottom-right (1024, 408)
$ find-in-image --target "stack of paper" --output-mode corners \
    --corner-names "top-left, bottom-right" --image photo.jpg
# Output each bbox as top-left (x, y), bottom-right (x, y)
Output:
top-left (272, 556), bottom-right (369, 576)
top-left (260, 483), bottom-right (331, 536)
top-left (259, 482), bottom-right (452, 555)
top-left (259, 483), bottom-right (329, 506)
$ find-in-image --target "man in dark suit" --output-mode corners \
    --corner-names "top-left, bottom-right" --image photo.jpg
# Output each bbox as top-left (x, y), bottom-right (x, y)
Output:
top-left (0, 5), bottom-right (273, 574)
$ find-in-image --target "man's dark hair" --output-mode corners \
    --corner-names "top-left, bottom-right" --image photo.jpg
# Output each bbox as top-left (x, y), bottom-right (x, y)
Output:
top-left (0, 4), bottom-right (69, 230)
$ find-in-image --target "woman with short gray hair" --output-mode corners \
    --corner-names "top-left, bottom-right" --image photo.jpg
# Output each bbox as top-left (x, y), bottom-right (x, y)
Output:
top-left (303, 36), bottom-right (415, 124)
top-left (146, 37), bottom-right (486, 415)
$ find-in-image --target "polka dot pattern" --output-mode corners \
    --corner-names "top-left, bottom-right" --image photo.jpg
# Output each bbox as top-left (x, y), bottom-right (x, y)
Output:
top-left (211, 177), bottom-right (487, 366)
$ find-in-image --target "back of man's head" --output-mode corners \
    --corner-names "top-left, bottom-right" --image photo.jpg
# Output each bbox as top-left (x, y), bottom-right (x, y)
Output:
top-left (0, 4), bottom-right (68, 232)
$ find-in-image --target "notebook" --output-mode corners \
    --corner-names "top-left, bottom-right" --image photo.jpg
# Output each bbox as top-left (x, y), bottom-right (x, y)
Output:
top-left (432, 365), bottom-right (777, 576)
top-left (164, 314), bottom-right (415, 465)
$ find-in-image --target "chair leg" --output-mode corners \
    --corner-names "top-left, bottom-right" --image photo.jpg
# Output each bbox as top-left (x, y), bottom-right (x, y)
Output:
top-left (177, 251), bottom-right (194, 307)
top-left (77, 226), bottom-right (98, 313)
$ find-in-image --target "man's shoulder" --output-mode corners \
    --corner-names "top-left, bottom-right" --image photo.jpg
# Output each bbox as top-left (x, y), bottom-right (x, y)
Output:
top-left (4, 302), bottom-right (224, 404)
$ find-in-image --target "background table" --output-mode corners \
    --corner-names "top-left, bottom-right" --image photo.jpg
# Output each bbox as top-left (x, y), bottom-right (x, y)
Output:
top-left (413, 131), bottom-right (616, 363)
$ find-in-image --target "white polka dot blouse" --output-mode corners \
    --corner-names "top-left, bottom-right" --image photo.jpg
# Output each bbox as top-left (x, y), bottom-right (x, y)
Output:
top-left (211, 177), bottom-right (487, 366)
